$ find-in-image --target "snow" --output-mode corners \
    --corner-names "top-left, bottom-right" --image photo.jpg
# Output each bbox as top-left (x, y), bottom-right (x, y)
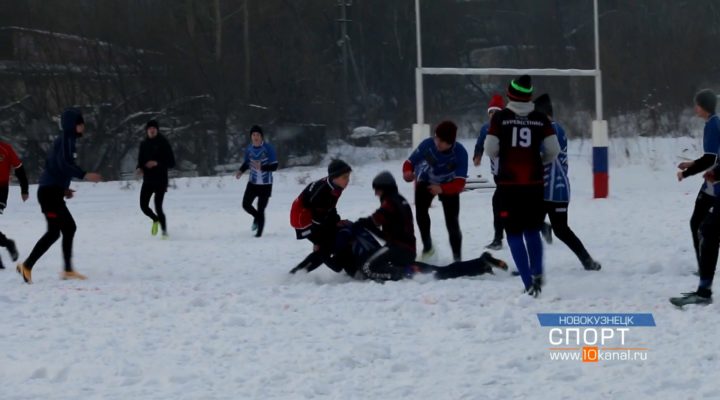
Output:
top-left (1, 137), bottom-right (718, 400)
top-left (350, 126), bottom-right (378, 139)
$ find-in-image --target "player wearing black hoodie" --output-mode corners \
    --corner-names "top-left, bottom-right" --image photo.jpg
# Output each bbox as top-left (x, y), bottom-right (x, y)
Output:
top-left (136, 120), bottom-right (175, 238)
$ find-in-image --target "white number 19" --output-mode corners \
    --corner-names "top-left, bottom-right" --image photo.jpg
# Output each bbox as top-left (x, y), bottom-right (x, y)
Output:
top-left (512, 127), bottom-right (531, 148)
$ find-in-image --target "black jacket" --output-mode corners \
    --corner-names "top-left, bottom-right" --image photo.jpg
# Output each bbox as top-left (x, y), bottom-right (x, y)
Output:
top-left (356, 190), bottom-right (416, 256)
top-left (137, 134), bottom-right (175, 187)
top-left (300, 177), bottom-right (344, 246)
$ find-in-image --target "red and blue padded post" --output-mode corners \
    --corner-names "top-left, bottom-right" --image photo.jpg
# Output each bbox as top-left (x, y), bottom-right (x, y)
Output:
top-left (592, 120), bottom-right (609, 198)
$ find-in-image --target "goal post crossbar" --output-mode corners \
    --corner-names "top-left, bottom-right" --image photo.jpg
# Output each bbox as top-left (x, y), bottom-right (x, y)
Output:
top-left (419, 67), bottom-right (598, 77)
top-left (413, 0), bottom-right (608, 198)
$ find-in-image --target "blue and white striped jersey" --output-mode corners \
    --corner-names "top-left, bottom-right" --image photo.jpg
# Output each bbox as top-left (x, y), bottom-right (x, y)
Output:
top-left (243, 142), bottom-right (278, 185)
top-left (544, 122), bottom-right (570, 202)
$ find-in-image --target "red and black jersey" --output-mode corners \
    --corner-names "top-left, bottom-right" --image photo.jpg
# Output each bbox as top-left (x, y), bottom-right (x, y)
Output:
top-left (300, 177), bottom-right (343, 228)
top-left (358, 192), bottom-right (416, 256)
top-left (0, 142), bottom-right (22, 185)
top-left (488, 108), bottom-right (555, 185)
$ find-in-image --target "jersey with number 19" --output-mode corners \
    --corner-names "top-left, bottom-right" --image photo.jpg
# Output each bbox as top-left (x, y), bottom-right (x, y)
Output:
top-left (488, 108), bottom-right (555, 186)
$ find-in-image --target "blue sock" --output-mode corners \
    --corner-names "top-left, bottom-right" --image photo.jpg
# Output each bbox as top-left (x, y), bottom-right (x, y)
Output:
top-left (507, 233), bottom-right (531, 289)
top-left (524, 229), bottom-right (543, 277)
top-left (699, 279), bottom-right (713, 290)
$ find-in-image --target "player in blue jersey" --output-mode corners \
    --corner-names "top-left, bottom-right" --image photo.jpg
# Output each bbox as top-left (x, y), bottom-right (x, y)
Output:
top-left (136, 120), bottom-right (175, 238)
top-left (534, 94), bottom-right (601, 271)
top-left (236, 125), bottom-right (278, 237)
top-left (474, 94), bottom-right (505, 250)
top-left (403, 121), bottom-right (469, 261)
top-left (672, 89), bottom-right (720, 306)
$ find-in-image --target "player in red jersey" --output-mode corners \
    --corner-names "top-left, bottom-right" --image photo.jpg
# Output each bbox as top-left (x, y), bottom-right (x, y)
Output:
top-left (484, 75), bottom-right (560, 297)
top-left (0, 140), bottom-right (29, 269)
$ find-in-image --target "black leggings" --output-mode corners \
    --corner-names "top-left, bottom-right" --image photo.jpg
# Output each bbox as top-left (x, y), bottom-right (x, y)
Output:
top-left (24, 186), bottom-right (76, 271)
top-left (419, 258), bottom-right (490, 280)
top-left (691, 192), bottom-right (715, 270)
top-left (242, 183), bottom-right (272, 235)
top-left (544, 201), bottom-right (591, 263)
top-left (140, 184), bottom-right (167, 232)
top-left (361, 246), bottom-right (493, 282)
top-left (0, 184), bottom-right (12, 252)
top-left (0, 184), bottom-right (8, 213)
top-left (361, 246), bottom-right (416, 281)
top-left (415, 182), bottom-right (462, 259)
top-left (491, 184), bottom-right (503, 240)
top-left (698, 198), bottom-right (720, 287)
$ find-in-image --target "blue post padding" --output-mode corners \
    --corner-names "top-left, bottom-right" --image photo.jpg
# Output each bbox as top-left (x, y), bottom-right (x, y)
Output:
top-left (593, 146), bottom-right (608, 174)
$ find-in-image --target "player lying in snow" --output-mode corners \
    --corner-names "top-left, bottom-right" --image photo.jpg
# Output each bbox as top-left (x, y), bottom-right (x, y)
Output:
top-left (289, 222), bottom-right (507, 281)
top-left (290, 170), bottom-right (507, 281)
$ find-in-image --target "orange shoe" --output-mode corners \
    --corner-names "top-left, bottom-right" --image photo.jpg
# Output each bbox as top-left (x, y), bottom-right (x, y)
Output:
top-left (61, 270), bottom-right (87, 280)
top-left (16, 263), bottom-right (32, 284)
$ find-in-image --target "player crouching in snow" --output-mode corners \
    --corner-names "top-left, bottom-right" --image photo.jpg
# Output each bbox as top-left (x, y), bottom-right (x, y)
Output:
top-left (290, 159), bottom-right (352, 272)
top-left (290, 171), bottom-right (507, 280)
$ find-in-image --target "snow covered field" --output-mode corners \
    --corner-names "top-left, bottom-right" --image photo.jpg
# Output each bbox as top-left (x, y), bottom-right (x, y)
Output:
top-left (1, 137), bottom-right (718, 400)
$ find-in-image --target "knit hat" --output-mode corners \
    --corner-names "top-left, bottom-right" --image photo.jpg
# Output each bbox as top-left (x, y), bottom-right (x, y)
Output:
top-left (434, 120), bottom-right (457, 144)
top-left (507, 75), bottom-right (533, 102)
top-left (146, 120), bottom-right (159, 130)
top-left (487, 94), bottom-right (505, 113)
top-left (250, 125), bottom-right (264, 136)
top-left (328, 159), bottom-right (352, 179)
top-left (695, 89), bottom-right (717, 114)
top-left (533, 93), bottom-right (553, 117)
top-left (372, 171), bottom-right (398, 194)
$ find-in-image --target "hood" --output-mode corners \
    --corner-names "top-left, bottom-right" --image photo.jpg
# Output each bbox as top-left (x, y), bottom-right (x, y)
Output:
top-left (60, 108), bottom-right (83, 138)
top-left (507, 101), bottom-right (535, 117)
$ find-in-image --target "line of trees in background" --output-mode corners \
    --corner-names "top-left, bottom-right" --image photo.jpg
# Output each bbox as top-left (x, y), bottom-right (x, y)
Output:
top-left (0, 0), bottom-right (719, 180)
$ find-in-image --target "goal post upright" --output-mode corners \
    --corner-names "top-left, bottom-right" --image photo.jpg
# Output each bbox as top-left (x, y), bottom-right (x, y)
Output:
top-left (412, 0), bottom-right (431, 151)
top-left (413, 0), bottom-right (608, 198)
top-left (591, 0), bottom-right (608, 198)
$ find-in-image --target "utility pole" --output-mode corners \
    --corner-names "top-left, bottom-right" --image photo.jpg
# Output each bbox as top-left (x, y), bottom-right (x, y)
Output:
top-left (337, 0), bottom-right (351, 135)
top-left (244, 0), bottom-right (250, 100)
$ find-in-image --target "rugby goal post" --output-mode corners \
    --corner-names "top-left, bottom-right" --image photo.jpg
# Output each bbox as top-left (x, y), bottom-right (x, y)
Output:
top-left (413, 0), bottom-right (608, 198)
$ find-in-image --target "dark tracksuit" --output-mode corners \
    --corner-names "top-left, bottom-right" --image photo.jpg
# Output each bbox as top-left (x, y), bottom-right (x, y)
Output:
top-left (137, 134), bottom-right (175, 233)
top-left (291, 178), bottom-right (345, 272)
top-left (686, 114), bottom-right (720, 295)
top-left (0, 141), bottom-right (29, 267)
top-left (403, 138), bottom-right (468, 260)
top-left (23, 108), bottom-right (87, 272)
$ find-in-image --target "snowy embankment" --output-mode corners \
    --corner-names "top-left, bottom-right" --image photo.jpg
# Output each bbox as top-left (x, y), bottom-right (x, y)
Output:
top-left (0, 137), bottom-right (717, 400)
